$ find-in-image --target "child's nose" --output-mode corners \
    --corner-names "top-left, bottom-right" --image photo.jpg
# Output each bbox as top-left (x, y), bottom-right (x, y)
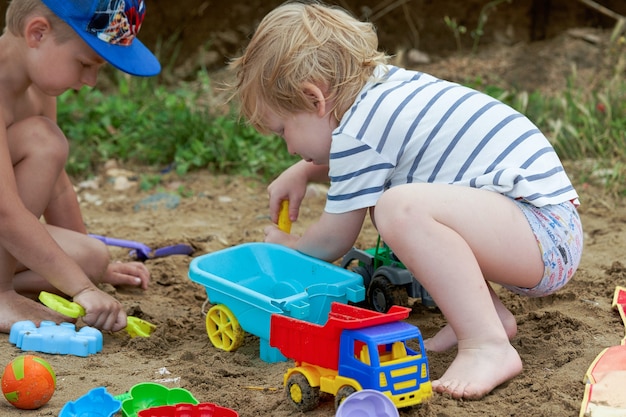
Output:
top-left (81, 70), bottom-right (99, 88)
top-left (285, 143), bottom-right (298, 156)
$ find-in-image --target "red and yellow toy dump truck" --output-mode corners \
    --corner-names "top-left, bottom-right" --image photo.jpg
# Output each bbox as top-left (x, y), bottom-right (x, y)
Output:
top-left (269, 302), bottom-right (432, 412)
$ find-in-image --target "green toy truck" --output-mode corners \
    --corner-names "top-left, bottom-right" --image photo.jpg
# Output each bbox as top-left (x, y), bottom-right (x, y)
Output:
top-left (340, 236), bottom-right (436, 313)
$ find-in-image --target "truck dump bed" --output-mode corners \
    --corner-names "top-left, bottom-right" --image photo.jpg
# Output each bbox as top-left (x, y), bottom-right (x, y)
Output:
top-left (270, 302), bottom-right (411, 370)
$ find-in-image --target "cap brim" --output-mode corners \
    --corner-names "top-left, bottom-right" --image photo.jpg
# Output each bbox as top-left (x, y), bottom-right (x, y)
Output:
top-left (67, 22), bottom-right (161, 77)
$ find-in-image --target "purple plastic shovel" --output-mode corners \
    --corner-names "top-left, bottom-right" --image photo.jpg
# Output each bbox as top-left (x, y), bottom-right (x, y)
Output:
top-left (89, 234), bottom-right (194, 261)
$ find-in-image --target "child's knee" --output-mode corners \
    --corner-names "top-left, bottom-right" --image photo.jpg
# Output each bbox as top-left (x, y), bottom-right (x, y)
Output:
top-left (31, 117), bottom-right (69, 160)
top-left (80, 238), bottom-right (110, 284)
top-left (9, 116), bottom-right (69, 163)
top-left (375, 186), bottom-right (416, 230)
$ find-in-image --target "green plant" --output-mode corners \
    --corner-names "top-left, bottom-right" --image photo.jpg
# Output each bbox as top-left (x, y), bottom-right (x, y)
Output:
top-left (139, 174), bottom-right (162, 191)
top-left (58, 70), bottom-right (299, 181)
top-left (443, 15), bottom-right (467, 51)
top-left (550, 86), bottom-right (626, 195)
top-left (471, 0), bottom-right (512, 54)
top-left (444, 0), bottom-right (511, 54)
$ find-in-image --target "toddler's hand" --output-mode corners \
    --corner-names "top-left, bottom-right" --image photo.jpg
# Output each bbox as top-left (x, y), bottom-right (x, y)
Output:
top-left (267, 164), bottom-right (311, 224)
top-left (264, 224), bottom-right (299, 247)
top-left (103, 261), bottom-right (150, 290)
top-left (73, 288), bottom-right (126, 332)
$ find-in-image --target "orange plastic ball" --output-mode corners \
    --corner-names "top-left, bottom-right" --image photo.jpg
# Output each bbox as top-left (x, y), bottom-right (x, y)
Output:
top-left (1, 355), bottom-right (56, 409)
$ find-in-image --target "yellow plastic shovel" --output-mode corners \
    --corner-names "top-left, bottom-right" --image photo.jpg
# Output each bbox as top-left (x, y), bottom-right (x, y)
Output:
top-left (278, 200), bottom-right (291, 233)
top-left (38, 291), bottom-right (156, 338)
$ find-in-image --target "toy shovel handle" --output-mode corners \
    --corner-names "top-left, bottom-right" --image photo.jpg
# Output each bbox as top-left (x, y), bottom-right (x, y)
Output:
top-left (278, 200), bottom-right (291, 233)
top-left (89, 234), bottom-right (152, 257)
top-left (152, 244), bottom-right (194, 258)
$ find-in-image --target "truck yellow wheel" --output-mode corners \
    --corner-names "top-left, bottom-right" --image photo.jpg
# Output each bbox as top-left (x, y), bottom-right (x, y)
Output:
top-left (286, 372), bottom-right (320, 412)
top-left (205, 304), bottom-right (244, 352)
top-left (334, 385), bottom-right (357, 409)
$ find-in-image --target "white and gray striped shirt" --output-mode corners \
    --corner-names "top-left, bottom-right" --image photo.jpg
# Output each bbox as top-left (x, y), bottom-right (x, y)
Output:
top-left (325, 65), bottom-right (578, 214)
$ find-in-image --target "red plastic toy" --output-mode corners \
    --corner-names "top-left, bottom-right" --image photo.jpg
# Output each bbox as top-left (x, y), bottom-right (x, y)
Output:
top-left (137, 402), bottom-right (238, 417)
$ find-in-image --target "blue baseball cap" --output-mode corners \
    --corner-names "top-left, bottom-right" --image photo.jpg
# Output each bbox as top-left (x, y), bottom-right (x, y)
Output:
top-left (40, 0), bottom-right (161, 77)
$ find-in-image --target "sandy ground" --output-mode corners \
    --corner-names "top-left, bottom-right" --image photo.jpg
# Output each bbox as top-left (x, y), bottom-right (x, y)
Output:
top-left (1, 166), bottom-right (625, 417)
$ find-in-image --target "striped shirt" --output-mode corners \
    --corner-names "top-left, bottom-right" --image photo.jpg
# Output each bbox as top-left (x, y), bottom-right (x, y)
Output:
top-left (325, 65), bottom-right (578, 214)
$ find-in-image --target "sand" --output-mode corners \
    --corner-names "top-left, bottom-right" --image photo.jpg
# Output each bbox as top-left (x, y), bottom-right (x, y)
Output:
top-left (1, 167), bottom-right (624, 417)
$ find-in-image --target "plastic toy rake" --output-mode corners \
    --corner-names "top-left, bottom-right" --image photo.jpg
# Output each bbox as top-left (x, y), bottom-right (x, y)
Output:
top-left (39, 291), bottom-right (156, 338)
top-left (89, 234), bottom-right (194, 261)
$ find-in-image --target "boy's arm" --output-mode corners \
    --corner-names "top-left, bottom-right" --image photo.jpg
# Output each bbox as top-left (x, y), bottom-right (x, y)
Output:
top-left (43, 170), bottom-right (87, 233)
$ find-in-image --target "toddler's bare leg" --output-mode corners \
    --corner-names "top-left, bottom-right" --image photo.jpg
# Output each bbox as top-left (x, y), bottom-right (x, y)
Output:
top-left (425, 284), bottom-right (517, 352)
top-left (375, 184), bottom-right (542, 399)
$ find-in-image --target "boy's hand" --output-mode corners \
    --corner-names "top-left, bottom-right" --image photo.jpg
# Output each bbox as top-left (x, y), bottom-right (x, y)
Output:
top-left (73, 288), bottom-right (127, 332)
top-left (104, 262), bottom-right (150, 290)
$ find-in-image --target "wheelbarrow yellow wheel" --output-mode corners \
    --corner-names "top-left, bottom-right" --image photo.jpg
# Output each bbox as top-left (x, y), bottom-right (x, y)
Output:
top-left (206, 304), bottom-right (244, 352)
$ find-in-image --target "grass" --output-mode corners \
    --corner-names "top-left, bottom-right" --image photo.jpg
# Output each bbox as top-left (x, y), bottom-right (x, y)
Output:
top-left (59, 56), bottom-right (626, 195)
top-left (58, 71), bottom-right (299, 182)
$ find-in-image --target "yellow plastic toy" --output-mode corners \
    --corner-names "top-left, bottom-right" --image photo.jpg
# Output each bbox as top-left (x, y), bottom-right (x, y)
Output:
top-left (278, 200), bottom-right (292, 233)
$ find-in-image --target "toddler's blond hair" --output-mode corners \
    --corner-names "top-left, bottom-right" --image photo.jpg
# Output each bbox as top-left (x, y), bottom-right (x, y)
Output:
top-left (230, 0), bottom-right (388, 133)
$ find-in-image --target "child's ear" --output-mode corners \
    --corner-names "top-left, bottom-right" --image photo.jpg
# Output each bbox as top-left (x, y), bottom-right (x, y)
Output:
top-left (24, 17), bottom-right (52, 47)
top-left (301, 82), bottom-right (327, 117)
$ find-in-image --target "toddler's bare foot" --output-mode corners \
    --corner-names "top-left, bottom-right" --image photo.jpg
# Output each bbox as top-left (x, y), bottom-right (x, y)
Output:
top-left (425, 324), bottom-right (457, 352)
top-left (432, 339), bottom-right (522, 399)
top-left (0, 290), bottom-right (71, 333)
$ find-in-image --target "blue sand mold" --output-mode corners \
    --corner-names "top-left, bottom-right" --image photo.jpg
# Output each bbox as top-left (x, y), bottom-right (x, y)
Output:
top-left (59, 387), bottom-right (121, 417)
top-left (9, 320), bottom-right (103, 357)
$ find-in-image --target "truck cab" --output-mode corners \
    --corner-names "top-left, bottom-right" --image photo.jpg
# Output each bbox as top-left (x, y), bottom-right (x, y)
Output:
top-left (333, 321), bottom-right (432, 408)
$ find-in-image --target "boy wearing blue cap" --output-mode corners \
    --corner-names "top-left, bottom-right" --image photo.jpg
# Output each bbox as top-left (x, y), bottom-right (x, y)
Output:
top-left (0, 0), bottom-right (160, 333)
